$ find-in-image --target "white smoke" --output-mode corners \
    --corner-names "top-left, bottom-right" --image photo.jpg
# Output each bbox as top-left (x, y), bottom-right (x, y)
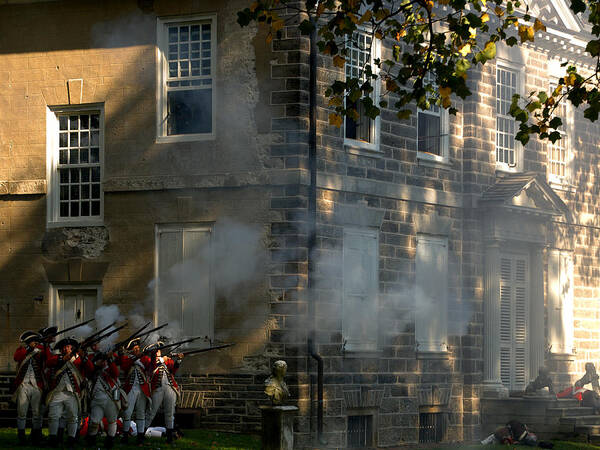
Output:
top-left (94, 305), bottom-right (124, 352)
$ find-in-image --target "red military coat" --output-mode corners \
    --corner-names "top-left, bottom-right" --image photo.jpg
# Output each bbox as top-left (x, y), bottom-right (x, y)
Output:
top-left (12, 345), bottom-right (48, 392)
top-left (149, 356), bottom-right (180, 393)
top-left (119, 354), bottom-right (152, 399)
top-left (45, 353), bottom-right (94, 399)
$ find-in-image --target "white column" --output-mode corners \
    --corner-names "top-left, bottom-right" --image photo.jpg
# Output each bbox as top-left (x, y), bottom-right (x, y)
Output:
top-left (483, 242), bottom-right (508, 397)
top-left (529, 246), bottom-right (545, 381)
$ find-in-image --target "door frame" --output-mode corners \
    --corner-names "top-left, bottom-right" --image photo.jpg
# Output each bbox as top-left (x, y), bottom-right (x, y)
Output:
top-left (48, 284), bottom-right (102, 327)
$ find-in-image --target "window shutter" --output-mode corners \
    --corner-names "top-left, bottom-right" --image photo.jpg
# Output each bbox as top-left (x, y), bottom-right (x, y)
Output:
top-left (514, 256), bottom-right (528, 390)
top-left (499, 258), bottom-right (512, 387)
top-left (415, 235), bottom-right (448, 353)
top-left (548, 250), bottom-right (574, 354)
top-left (343, 228), bottom-right (378, 351)
top-left (158, 230), bottom-right (184, 328)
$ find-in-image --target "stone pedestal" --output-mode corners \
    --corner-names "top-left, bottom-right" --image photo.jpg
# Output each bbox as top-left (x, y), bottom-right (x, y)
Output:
top-left (260, 405), bottom-right (298, 450)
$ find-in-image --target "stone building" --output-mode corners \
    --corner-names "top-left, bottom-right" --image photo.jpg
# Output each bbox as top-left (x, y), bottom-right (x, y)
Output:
top-left (0, 0), bottom-right (599, 447)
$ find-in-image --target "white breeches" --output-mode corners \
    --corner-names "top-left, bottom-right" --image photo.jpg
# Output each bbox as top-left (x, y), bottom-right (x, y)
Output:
top-left (122, 386), bottom-right (148, 435)
top-left (16, 384), bottom-right (42, 430)
top-left (146, 386), bottom-right (177, 429)
top-left (89, 389), bottom-right (119, 437)
top-left (48, 391), bottom-right (79, 437)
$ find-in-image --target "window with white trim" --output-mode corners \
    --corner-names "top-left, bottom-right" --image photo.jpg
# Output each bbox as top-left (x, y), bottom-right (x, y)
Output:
top-left (547, 83), bottom-right (571, 184)
top-left (496, 66), bottom-right (518, 168)
top-left (415, 235), bottom-right (448, 353)
top-left (47, 107), bottom-right (103, 226)
top-left (548, 249), bottom-right (574, 355)
top-left (155, 224), bottom-right (213, 341)
top-left (157, 15), bottom-right (216, 142)
top-left (344, 30), bottom-right (380, 151)
top-left (343, 227), bottom-right (378, 352)
top-left (417, 72), bottom-right (449, 162)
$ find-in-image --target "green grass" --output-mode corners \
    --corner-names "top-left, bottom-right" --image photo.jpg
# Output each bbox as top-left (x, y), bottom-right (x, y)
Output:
top-left (432, 443), bottom-right (600, 450)
top-left (0, 428), bottom-right (261, 449)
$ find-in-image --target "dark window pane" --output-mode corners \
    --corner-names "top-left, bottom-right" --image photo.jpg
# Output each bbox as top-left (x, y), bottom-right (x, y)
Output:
top-left (90, 148), bottom-right (99, 163)
top-left (168, 26), bottom-right (178, 43)
top-left (70, 168), bottom-right (79, 183)
top-left (167, 88), bottom-right (212, 135)
top-left (69, 116), bottom-right (78, 130)
top-left (91, 201), bottom-right (100, 216)
top-left (60, 202), bottom-right (69, 217)
top-left (191, 25), bottom-right (200, 40)
top-left (81, 184), bottom-right (90, 199)
top-left (69, 149), bottom-right (78, 164)
top-left (418, 113), bottom-right (441, 156)
top-left (81, 168), bottom-right (90, 182)
top-left (59, 133), bottom-right (68, 148)
top-left (60, 169), bottom-right (69, 184)
top-left (81, 201), bottom-right (90, 216)
top-left (59, 116), bottom-right (68, 131)
top-left (91, 114), bottom-right (99, 129)
top-left (80, 115), bottom-right (89, 130)
top-left (70, 132), bottom-right (78, 147)
top-left (91, 184), bottom-right (100, 198)
top-left (59, 150), bottom-right (68, 164)
top-left (80, 149), bottom-right (89, 163)
top-left (60, 185), bottom-right (69, 200)
top-left (80, 132), bottom-right (89, 147)
top-left (70, 185), bottom-right (79, 200)
top-left (91, 167), bottom-right (100, 182)
top-left (180, 26), bottom-right (189, 42)
top-left (70, 202), bottom-right (79, 217)
top-left (91, 131), bottom-right (99, 146)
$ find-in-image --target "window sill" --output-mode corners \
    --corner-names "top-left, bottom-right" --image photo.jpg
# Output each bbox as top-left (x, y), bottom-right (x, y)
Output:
top-left (549, 180), bottom-right (576, 193)
top-left (417, 153), bottom-right (451, 170)
top-left (344, 139), bottom-right (381, 158)
top-left (416, 350), bottom-right (449, 360)
top-left (156, 132), bottom-right (215, 144)
top-left (47, 219), bottom-right (104, 229)
top-left (343, 349), bottom-right (382, 358)
top-left (495, 165), bottom-right (521, 176)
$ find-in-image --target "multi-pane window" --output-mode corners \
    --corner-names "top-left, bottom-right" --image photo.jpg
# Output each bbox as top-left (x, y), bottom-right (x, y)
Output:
top-left (345, 31), bottom-right (378, 148)
top-left (417, 72), bottom-right (449, 159)
top-left (157, 16), bottom-right (215, 140)
top-left (548, 84), bottom-right (570, 181)
top-left (57, 113), bottom-right (102, 219)
top-left (496, 67), bottom-right (518, 167)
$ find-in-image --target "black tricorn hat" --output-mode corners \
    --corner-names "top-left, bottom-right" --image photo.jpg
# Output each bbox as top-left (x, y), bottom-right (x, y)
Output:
top-left (143, 341), bottom-right (164, 354)
top-left (126, 338), bottom-right (141, 351)
top-left (39, 326), bottom-right (58, 337)
top-left (54, 337), bottom-right (79, 351)
top-left (20, 331), bottom-right (41, 344)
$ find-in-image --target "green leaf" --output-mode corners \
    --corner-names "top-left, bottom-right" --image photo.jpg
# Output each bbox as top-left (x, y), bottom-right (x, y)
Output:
top-left (506, 36), bottom-right (518, 46)
top-left (475, 41), bottom-right (496, 63)
top-left (455, 58), bottom-right (471, 77)
top-left (397, 109), bottom-right (412, 120)
top-left (548, 131), bottom-right (562, 143)
top-left (570, 0), bottom-right (586, 14)
top-left (538, 92), bottom-right (548, 103)
top-left (298, 19), bottom-right (315, 35)
top-left (587, 39), bottom-right (600, 56)
top-left (549, 117), bottom-right (562, 129)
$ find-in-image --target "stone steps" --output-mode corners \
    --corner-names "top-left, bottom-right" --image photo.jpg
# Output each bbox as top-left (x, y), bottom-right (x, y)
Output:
top-left (560, 415), bottom-right (600, 426)
top-left (547, 406), bottom-right (596, 417)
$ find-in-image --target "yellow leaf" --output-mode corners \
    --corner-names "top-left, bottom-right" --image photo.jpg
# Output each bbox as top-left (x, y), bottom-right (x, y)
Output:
top-left (329, 113), bottom-right (343, 128)
top-left (442, 96), bottom-right (452, 108)
top-left (494, 6), bottom-right (505, 17)
top-left (250, 1), bottom-right (260, 12)
top-left (518, 24), bottom-right (535, 43)
top-left (439, 86), bottom-right (452, 99)
top-left (386, 78), bottom-right (398, 92)
top-left (533, 18), bottom-right (546, 32)
top-left (481, 13), bottom-right (490, 22)
top-left (375, 30), bottom-right (383, 39)
top-left (565, 73), bottom-right (577, 86)
top-left (459, 43), bottom-right (471, 56)
top-left (348, 13), bottom-right (359, 24)
top-left (426, 0), bottom-right (434, 10)
top-left (359, 10), bottom-right (373, 24)
top-left (328, 96), bottom-right (343, 107)
top-left (316, 3), bottom-right (325, 15)
top-left (439, 0), bottom-right (450, 5)
top-left (333, 55), bottom-right (346, 68)
top-left (272, 19), bottom-right (284, 33)
top-left (396, 29), bottom-right (406, 39)
top-left (266, 32), bottom-right (273, 45)
top-left (469, 27), bottom-right (477, 38)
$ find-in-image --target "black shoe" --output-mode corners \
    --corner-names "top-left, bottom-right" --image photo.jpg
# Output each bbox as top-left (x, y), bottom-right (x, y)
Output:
top-left (121, 433), bottom-right (129, 445)
top-left (31, 428), bottom-right (42, 446)
top-left (48, 435), bottom-right (58, 448)
top-left (17, 429), bottom-right (26, 445)
top-left (66, 436), bottom-right (76, 448)
top-left (105, 435), bottom-right (114, 449)
top-left (57, 427), bottom-right (65, 444)
top-left (137, 432), bottom-right (146, 445)
top-left (166, 428), bottom-right (173, 444)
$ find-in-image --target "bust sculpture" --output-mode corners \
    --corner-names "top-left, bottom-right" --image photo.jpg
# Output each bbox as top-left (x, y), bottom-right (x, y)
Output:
top-left (264, 360), bottom-right (290, 404)
top-left (525, 366), bottom-right (554, 394)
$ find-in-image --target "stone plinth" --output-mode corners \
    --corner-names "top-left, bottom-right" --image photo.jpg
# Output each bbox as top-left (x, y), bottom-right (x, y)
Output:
top-left (260, 405), bottom-right (298, 450)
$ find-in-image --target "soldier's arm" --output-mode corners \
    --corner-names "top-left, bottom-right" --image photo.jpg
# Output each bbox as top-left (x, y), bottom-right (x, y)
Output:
top-left (14, 346), bottom-right (27, 362)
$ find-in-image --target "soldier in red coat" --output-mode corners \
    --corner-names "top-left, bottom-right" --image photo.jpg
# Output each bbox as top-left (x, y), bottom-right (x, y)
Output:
top-left (118, 337), bottom-right (152, 445)
top-left (86, 352), bottom-right (126, 449)
top-left (13, 331), bottom-right (47, 445)
top-left (144, 342), bottom-right (184, 444)
top-left (45, 337), bottom-right (94, 448)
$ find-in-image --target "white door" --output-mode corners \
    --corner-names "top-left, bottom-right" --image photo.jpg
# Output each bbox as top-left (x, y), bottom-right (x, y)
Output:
top-left (499, 252), bottom-right (529, 391)
top-left (58, 289), bottom-right (97, 331)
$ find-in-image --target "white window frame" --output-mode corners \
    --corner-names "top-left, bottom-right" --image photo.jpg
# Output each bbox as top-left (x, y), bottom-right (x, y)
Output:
top-left (156, 14), bottom-right (217, 143)
top-left (495, 61), bottom-right (525, 173)
top-left (48, 284), bottom-right (102, 328)
top-left (46, 104), bottom-right (104, 228)
top-left (415, 234), bottom-right (448, 354)
top-left (416, 73), bottom-right (450, 164)
top-left (342, 227), bottom-right (379, 353)
top-left (154, 223), bottom-right (215, 342)
top-left (343, 30), bottom-right (381, 154)
top-left (547, 81), bottom-right (574, 188)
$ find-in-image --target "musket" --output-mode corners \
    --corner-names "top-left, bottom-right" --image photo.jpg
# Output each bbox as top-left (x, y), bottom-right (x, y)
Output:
top-left (173, 343), bottom-right (236, 357)
top-left (79, 322), bottom-right (117, 348)
top-left (134, 322), bottom-right (169, 343)
top-left (47, 318), bottom-right (95, 339)
top-left (90, 322), bottom-right (128, 346)
top-left (151, 336), bottom-right (203, 353)
top-left (112, 321), bottom-right (152, 349)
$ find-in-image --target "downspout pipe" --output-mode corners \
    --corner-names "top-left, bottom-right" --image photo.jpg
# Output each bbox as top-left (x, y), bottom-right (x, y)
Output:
top-left (307, 13), bottom-right (326, 447)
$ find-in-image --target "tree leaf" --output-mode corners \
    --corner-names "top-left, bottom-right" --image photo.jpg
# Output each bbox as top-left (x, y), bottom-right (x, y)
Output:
top-left (518, 25), bottom-right (535, 43)
top-left (333, 55), bottom-right (346, 68)
top-left (329, 113), bottom-right (343, 127)
top-left (533, 18), bottom-right (546, 32)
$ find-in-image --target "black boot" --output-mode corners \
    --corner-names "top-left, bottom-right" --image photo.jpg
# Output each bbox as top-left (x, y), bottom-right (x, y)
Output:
top-left (86, 433), bottom-right (97, 446)
top-left (57, 427), bottom-right (65, 444)
top-left (48, 434), bottom-right (59, 448)
top-left (66, 436), bottom-right (76, 448)
top-left (137, 432), bottom-right (146, 445)
top-left (104, 435), bottom-right (114, 449)
top-left (31, 428), bottom-right (42, 446)
top-left (121, 433), bottom-right (128, 445)
top-left (166, 428), bottom-right (174, 443)
top-left (17, 429), bottom-right (26, 445)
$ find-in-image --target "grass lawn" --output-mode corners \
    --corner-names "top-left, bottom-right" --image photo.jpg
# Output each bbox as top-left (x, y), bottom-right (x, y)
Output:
top-left (0, 428), bottom-right (261, 449)
top-left (425, 443), bottom-right (600, 450)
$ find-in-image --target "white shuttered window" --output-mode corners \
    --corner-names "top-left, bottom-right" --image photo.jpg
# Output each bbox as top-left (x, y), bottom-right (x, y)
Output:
top-left (548, 250), bottom-right (574, 354)
top-left (499, 253), bottom-right (529, 391)
top-left (415, 235), bottom-right (448, 353)
top-left (156, 224), bottom-right (213, 341)
top-left (343, 228), bottom-right (379, 352)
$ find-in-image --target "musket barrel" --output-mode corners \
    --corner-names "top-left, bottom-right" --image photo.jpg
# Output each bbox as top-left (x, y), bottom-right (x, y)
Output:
top-left (49, 318), bottom-right (95, 338)
top-left (179, 343), bottom-right (235, 356)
